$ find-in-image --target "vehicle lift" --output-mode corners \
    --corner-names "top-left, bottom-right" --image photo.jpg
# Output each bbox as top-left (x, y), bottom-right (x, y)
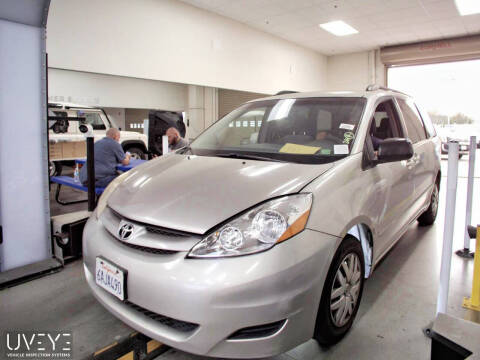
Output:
top-left (50, 122), bottom-right (97, 265)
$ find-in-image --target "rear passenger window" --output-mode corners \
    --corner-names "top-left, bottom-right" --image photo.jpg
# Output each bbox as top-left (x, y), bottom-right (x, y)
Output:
top-left (397, 98), bottom-right (427, 143)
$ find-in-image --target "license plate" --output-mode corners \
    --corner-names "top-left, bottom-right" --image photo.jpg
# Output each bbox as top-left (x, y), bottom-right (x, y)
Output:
top-left (95, 257), bottom-right (127, 301)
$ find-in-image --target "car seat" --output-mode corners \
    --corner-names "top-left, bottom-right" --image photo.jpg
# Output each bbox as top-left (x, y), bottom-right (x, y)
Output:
top-left (377, 117), bottom-right (393, 139)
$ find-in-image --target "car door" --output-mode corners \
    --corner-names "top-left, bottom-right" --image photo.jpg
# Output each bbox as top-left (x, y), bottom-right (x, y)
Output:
top-left (395, 97), bottom-right (434, 214)
top-left (364, 97), bottom-right (416, 260)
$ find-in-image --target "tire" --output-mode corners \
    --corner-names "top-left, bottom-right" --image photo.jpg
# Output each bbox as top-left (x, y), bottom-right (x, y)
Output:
top-left (418, 182), bottom-right (439, 226)
top-left (49, 161), bottom-right (62, 177)
top-left (125, 146), bottom-right (145, 160)
top-left (314, 236), bottom-right (365, 346)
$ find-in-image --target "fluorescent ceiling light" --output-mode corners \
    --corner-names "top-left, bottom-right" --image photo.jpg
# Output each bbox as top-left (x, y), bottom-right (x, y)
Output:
top-left (319, 20), bottom-right (358, 36)
top-left (455, 0), bottom-right (480, 15)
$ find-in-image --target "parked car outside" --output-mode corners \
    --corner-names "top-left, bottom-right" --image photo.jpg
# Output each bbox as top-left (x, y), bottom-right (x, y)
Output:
top-left (48, 102), bottom-right (148, 175)
top-left (436, 127), bottom-right (469, 158)
top-left (83, 86), bottom-right (441, 358)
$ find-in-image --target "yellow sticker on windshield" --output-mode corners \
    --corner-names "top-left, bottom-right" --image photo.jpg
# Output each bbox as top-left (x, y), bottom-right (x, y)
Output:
top-left (279, 143), bottom-right (321, 154)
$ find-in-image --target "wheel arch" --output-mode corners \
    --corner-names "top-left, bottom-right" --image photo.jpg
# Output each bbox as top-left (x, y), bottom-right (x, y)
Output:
top-left (344, 222), bottom-right (374, 278)
top-left (121, 140), bottom-right (147, 153)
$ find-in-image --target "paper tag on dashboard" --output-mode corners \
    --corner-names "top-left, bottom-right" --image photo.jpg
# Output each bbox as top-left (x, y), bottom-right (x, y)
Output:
top-left (339, 123), bottom-right (355, 130)
top-left (279, 143), bottom-right (321, 155)
top-left (334, 144), bottom-right (349, 155)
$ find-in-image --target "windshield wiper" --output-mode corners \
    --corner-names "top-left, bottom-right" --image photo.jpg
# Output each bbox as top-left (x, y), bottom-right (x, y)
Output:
top-left (215, 153), bottom-right (285, 162)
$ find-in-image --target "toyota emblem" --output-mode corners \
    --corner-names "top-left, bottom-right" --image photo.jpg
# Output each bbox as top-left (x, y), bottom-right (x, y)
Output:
top-left (118, 222), bottom-right (134, 240)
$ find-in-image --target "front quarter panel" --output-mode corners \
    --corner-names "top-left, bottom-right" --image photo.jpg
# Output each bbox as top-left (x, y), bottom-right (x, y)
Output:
top-left (303, 153), bottom-right (379, 245)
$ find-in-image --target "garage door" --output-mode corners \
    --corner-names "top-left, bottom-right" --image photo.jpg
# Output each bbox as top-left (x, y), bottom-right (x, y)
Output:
top-left (381, 34), bottom-right (480, 67)
top-left (218, 89), bottom-right (267, 118)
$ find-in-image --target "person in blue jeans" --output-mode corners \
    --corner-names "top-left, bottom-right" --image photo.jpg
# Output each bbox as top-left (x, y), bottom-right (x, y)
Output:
top-left (79, 128), bottom-right (131, 188)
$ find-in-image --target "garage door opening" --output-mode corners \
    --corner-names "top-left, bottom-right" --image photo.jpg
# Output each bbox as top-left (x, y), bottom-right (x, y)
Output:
top-left (388, 59), bottom-right (480, 146)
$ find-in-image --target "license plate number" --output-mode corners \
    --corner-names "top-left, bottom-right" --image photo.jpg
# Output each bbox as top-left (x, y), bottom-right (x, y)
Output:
top-left (95, 257), bottom-right (127, 301)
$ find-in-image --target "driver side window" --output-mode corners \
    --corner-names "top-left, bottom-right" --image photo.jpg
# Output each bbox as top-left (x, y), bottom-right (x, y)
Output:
top-left (369, 99), bottom-right (403, 151)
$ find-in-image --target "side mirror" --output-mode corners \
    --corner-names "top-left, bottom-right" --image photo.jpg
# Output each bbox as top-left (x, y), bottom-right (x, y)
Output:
top-left (376, 138), bottom-right (413, 164)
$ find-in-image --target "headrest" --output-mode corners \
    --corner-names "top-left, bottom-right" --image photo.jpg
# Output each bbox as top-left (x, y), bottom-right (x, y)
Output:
top-left (379, 117), bottom-right (390, 130)
top-left (317, 110), bottom-right (332, 132)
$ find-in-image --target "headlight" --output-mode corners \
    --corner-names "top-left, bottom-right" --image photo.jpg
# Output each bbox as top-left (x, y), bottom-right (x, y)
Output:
top-left (188, 193), bottom-right (312, 258)
top-left (95, 171), bottom-right (131, 219)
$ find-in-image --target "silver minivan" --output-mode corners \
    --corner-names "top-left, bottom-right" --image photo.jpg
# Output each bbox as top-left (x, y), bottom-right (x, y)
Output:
top-left (83, 86), bottom-right (440, 358)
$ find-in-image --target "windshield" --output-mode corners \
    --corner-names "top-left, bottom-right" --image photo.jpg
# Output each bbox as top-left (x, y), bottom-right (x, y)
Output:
top-left (187, 97), bottom-right (366, 164)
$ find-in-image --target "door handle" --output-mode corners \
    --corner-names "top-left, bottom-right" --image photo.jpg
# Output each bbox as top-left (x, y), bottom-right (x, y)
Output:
top-left (413, 153), bottom-right (421, 164)
top-left (406, 153), bottom-right (419, 168)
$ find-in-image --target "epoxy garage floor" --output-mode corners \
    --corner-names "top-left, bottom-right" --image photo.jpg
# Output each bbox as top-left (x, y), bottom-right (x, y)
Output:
top-left (1, 155), bottom-right (479, 360)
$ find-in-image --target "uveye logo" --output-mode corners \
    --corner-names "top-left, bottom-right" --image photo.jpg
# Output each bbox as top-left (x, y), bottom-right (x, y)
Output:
top-left (2, 331), bottom-right (72, 359)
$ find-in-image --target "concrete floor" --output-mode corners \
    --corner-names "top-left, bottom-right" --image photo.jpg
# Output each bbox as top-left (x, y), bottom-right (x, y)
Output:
top-left (1, 155), bottom-right (480, 360)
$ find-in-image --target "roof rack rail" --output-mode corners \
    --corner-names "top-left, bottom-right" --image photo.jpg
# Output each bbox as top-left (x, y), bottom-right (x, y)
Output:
top-left (365, 84), bottom-right (410, 96)
top-left (275, 90), bottom-right (298, 95)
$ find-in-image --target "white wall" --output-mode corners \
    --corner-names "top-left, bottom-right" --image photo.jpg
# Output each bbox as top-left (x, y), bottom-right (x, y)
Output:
top-left (47, 0), bottom-right (327, 94)
top-left (327, 50), bottom-right (385, 91)
top-left (48, 68), bottom-right (188, 110)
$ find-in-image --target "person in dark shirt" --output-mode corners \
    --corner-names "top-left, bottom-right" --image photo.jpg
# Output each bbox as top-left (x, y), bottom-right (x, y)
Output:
top-left (79, 128), bottom-right (130, 187)
top-left (166, 127), bottom-right (188, 151)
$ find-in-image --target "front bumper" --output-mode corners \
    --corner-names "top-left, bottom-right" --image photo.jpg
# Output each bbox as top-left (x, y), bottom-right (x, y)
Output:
top-left (83, 215), bottom-right (339, 358)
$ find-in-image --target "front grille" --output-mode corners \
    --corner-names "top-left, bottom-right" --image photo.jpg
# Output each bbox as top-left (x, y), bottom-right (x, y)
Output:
top-left (125, 301), bottom-right (199, 333)
top-left (228, 320), bottom-right (286, 340)
top-left (108, 206), bottom-right (194, 238)
top-left (146, 226), bottom-right (189, 237)
top-left (116, 239), bottom-right (178, 255)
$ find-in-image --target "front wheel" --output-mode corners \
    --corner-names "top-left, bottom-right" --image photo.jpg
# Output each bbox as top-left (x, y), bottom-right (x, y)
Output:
top-left (314, 236), bottom-right (365, 346)
top-left (418, 182), bottom-right (439, 226)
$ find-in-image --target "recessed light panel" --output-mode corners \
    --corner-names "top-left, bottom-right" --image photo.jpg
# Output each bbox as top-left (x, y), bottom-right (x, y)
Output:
top-left (455, 0), bottom-right (480, 15)
top-left (319, 21), bottom-right (358, 36)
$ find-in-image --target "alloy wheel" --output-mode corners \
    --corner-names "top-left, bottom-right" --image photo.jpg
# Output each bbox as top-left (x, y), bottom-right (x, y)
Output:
top-left (330, 253), bottom-right (362, 327)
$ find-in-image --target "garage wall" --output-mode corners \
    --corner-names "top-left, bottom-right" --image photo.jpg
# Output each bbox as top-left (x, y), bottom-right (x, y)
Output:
top-left (327, 50), bottom-right (386, 91)
top-left (48, 68), bottom-right (188, 110)
top-left (125, 109), bottom-right (149, 133)
top-left (218, 89), bottom-right (267, 118)
top-left (47, 0), bottom-right (327, 94)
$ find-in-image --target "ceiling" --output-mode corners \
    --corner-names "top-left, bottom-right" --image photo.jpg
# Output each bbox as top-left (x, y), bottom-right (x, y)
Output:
top-left (179, 0), bottom-right (480, 55)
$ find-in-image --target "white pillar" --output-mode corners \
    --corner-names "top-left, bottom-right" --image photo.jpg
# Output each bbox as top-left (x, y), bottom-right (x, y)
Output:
top-left (162, 135), bottom-right (169, 155)
top-left (463, 136), bottom-right (476, 251)
top-left (0, 4), bottom-right (51, 271)
top-left (437, 141), bottom-right (459, 314)
top-left (186, 85), bottom-right (218, 141)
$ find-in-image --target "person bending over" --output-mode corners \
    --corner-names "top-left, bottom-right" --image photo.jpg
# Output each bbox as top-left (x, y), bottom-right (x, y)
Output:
top-left (79, 128), bottom-right (130, 188)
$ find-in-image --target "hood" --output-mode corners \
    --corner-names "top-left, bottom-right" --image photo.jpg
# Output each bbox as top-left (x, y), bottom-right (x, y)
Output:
top-left (108, 154), bottom-right (333, 234)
